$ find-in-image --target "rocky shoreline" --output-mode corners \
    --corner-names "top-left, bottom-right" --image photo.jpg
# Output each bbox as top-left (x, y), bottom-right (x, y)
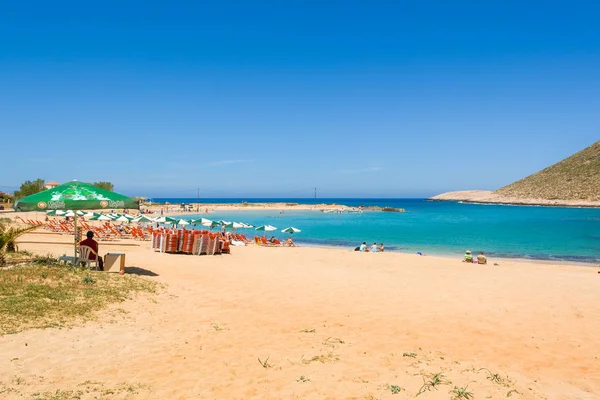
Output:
top-left (429, 190), bottom-right (600, 208)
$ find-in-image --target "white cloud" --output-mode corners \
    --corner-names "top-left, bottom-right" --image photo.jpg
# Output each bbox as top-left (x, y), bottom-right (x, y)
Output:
top-left (207, 159), bottom-right (254, 167)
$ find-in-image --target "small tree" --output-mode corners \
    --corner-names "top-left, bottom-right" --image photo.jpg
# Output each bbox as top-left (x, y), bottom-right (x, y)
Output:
top-left (92, 181), bottom-right (114, 191)
top-left (0, 192), bottom-right (13, 204)
top-left (13, 179), bottom-right (45, 199)
top-left (0, 223), bottom-right (39, 267)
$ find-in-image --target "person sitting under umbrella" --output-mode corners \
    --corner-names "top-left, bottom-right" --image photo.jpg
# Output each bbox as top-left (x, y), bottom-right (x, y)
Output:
top-left (79, 231), bottom-right (104, 271)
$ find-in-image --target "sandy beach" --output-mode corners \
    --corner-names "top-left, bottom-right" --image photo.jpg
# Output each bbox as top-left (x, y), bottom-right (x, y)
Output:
top-left (139, 202), bottom-right (386, 214)
top-left (1, 202), bottom-right (367, 221)
top-left (1, 227), bottom-right (599, 400)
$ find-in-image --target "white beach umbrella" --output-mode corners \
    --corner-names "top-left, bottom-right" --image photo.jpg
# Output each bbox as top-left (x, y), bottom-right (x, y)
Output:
top-left (281, 227), bottom-right (301, 234)
top-left (198, 218), bottom-right (213, 226)
top-left (176, 219), bottom-right (190, 226)
top-left (114, 215), bottom-right (131, 223)
top-left (204, 220), bottom-right (222, 229)
top-left (91, 214), bottom-right (114, 221)
top-left (46, 210), bottom-right (65, 216)
top-left (132, 215), bottom-right (154, 223)
top-left (232, 222), bottom-right (245, 229)
top-left (223, 221), bottom-right (244, 229)
top-left (255, 224), bottom-right (277, 232)
top-left (154, 216), bottom-right (177, 223)
top-left (63, 210), bottom-right (75, 217)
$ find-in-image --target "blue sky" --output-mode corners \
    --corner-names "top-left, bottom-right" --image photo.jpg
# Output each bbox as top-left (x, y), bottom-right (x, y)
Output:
top-left (1, 1), bottom-right (599, 198)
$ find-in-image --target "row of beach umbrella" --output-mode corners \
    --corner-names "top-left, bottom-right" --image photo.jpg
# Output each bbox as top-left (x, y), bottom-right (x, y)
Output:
top-left (47, 210), bottom-right (302, 234)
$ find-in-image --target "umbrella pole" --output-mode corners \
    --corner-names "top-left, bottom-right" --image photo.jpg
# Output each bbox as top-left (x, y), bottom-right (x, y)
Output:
top-left (73, 215), bottom-right (78, 258)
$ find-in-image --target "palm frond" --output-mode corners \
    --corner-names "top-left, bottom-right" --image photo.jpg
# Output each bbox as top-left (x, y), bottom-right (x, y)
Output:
top-left (0, 222), bottom-right (39, 251)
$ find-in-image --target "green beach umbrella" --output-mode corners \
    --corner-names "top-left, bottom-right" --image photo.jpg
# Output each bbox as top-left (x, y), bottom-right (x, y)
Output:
top-left (191, 217), bottom-right (212, 225)
top-left (46, 210), bottom-right (66, 216)
top-left (90, 214), bottom-right (114, 221)
top-left (13, 180), bottom-right (139, 212)
top-left (281, 227), bottom-right (301, 234)
top-left (200, 219), bottom-right (221, 229)
top-left (255, 224), bottom-right (277, 232)
top-left (12, 180), bottom-right (139, 257)
top-left (132, 215), bottom-right (154, 223)
top-left (154, 216), bottom-right (178, 224)
top-left (223, 221), bottom-right (245, 229)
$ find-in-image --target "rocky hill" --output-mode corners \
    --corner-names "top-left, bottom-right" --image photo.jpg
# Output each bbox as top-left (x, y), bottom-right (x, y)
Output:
top-left (430, 141), bottom-right (600, 207)
top-left (495, 140), bottom-right (600, 201)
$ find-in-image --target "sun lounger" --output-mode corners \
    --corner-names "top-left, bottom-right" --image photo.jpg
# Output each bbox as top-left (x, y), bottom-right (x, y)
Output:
top-left (221, 240), bottom-right (230, 254)
top-left (260, 236), bottom-right (275, 246)
top-left (200, 233), bottom-right (210, 255)
top-left (192, 232), bottom-right (203, 255)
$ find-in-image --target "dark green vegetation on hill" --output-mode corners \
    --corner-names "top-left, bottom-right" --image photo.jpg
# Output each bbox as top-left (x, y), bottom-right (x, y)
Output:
top-left (495, 141), bottom-right (600, 201)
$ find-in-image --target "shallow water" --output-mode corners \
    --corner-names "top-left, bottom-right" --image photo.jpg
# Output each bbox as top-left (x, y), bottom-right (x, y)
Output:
top-left (154, 198), bottom-right (600, 263)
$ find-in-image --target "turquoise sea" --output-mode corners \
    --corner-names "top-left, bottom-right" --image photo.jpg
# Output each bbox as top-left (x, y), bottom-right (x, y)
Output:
top-left (154, 198), bottom-right (600, 263)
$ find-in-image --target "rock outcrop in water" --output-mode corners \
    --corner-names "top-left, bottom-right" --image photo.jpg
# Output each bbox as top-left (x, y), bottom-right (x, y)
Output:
top-left (381, 207), bottom-right (405, 212)
top-left (430, 140), bottom-right (600, 208)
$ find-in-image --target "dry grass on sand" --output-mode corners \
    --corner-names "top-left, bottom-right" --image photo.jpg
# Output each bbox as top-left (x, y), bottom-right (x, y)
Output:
top-left (0, 261), bottom-right (158, 336)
